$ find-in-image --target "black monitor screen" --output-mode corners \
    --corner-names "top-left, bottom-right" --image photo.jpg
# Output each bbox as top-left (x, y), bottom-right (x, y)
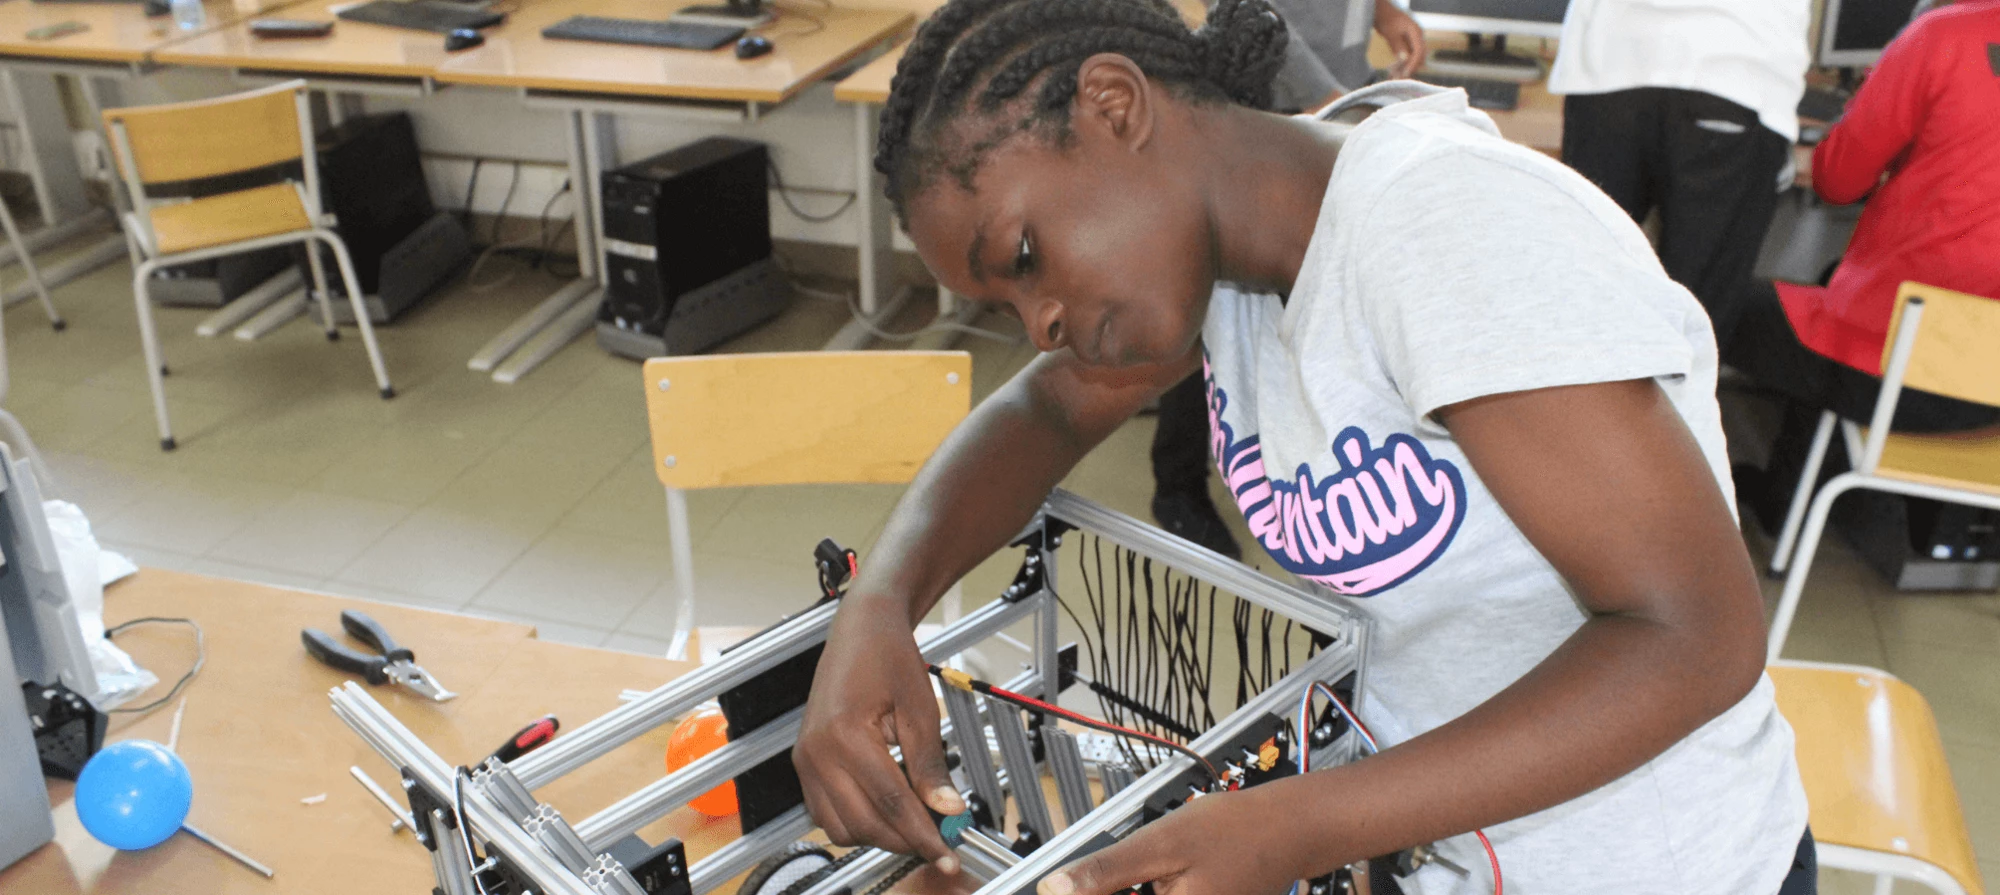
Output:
top-left (1829, 0), bottom-right (1920, 52)
top-left (1407, 0), bottom-right (1568, 24)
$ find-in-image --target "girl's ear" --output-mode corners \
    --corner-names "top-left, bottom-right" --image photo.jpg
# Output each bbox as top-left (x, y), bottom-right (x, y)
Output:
top-left (1073, 53), bottom-right (1156, 152)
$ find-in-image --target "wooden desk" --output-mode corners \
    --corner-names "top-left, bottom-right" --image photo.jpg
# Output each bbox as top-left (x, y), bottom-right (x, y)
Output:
top-left (434, 0), bottom-right (911, 103)
top-left (831, 33), bottom-right (893, 104)
top-left (0, 568), bottom-right (743, 894)
top-left (0, 0), bottom-right (295, 67)
top-left (152, 0), bottom-right (910, 101)
top-left (149, 0), bottom-right (465, 80)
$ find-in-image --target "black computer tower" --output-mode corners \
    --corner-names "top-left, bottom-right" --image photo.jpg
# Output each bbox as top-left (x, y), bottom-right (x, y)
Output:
top-left (596, 137), bottom-right (790, 359)
top-left (302, 112), bottom-right (471, 325)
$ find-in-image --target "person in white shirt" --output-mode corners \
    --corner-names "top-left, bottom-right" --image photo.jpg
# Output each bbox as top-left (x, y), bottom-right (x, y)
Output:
top-left (1148, 0), bottom-right (1429, 563)
top-left (797, 0), bottom-right (1815, 892)
top-left (1548, 0), bottom-right (1811, 349)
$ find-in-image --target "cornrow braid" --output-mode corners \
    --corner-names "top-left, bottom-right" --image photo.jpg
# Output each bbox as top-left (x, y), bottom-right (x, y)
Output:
top-left (875, 0), bottom-right (1289, 220)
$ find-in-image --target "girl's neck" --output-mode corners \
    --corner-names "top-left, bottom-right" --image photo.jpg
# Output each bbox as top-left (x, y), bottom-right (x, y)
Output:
top-left (1195, 105), bottom-right (1345, 296)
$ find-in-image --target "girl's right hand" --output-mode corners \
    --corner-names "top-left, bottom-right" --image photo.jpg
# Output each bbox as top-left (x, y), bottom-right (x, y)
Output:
top-left (795, 592), bottom-right (965, 873)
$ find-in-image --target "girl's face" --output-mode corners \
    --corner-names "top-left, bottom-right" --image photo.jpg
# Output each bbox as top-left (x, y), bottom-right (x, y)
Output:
top-left (903, 86), bottom-right (1217, 367)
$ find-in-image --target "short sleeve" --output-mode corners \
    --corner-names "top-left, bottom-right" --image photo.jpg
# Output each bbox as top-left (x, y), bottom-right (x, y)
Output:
top-left (1349, 138), bottom-right (1700, 429)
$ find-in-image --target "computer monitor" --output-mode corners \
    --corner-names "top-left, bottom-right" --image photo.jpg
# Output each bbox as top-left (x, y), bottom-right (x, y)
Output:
top-left (1408, 0), bottom-right (1568, 41)
top-left (1817, 0), bottom-right (1922, 68)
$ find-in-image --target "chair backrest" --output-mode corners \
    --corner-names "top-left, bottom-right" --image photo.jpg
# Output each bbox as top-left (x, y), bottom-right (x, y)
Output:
top-left (1882, 282), bottom-right (2000, 409)
top-left (643, 351), bottom-right (972, 491)
top-left (101, 81), bottom-right (322, 255)
top-left (101, 80), bottom-right (312, 186)
top-left (1858, 282), bottom-right (2000, 472)
top-left (1769, 660), bottom-right (1986, 895)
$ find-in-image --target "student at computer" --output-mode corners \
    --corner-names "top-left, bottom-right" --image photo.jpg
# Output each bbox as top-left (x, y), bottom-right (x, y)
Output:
top-left (1730, 0), bottom-right (2000, 531)
top-left (794, 0), bottom-right (1813, 892)
top-left (1148, 0), bottom-right (1427, 561)
top-left (1548, 0), bottom-right (1811, 349)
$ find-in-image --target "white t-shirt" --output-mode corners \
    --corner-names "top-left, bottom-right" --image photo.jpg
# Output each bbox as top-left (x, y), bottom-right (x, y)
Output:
top-left (1199, 83), bottom-right (1808, 894)
top-left (1547, 0), bottom-right (1811, 142)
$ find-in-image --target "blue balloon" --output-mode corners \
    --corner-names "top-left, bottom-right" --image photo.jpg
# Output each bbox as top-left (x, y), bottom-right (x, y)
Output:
top-left (74, 740), bottom-right (193, 850)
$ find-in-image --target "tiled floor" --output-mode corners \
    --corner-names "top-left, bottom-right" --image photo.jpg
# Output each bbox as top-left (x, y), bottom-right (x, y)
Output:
top-left (5, 234), bottom-right (1994, 889)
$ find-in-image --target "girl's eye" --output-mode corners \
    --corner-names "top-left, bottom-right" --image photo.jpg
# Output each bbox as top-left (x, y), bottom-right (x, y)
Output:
top-left (1012, 233), bottom-right (1035, 277)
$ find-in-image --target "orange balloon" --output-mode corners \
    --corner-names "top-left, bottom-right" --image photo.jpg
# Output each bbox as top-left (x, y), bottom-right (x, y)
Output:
top-left (667, 707), bottom-right (739, 817)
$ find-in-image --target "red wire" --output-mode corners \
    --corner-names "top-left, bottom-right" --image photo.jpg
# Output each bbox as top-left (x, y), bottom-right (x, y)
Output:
top-left (1309, 682), bottom-right (1502, 894)
top-left (979, 680), bottom-right (1221, 781)
top-left (1475, 830), bottom-right (1502, 895)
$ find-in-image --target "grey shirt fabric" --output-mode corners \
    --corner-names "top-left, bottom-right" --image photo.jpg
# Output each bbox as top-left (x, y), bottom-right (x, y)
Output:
top-left (1259, 0), bottom-right (1376, 108)
top-left (1198, 83), bottom-right (1809, 893)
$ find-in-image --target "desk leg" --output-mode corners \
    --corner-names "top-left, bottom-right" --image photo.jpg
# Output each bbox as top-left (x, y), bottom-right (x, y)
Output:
top-left (476, 108), bottom-right (609, 382)
top-left (853, 101), bottom-right (892, 318)
top-left (1, 68), bottom-right (90, 227)
top-left (0, 69), bottom-right (124, 306)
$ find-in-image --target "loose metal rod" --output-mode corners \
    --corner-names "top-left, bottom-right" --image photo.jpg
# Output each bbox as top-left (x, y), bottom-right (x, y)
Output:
top-left (331, 683), bottom-right (600, 895)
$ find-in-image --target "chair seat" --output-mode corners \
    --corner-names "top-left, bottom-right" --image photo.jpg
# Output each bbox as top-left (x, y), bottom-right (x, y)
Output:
top-left (1862, 426), bottom-right (2000, 499)
top-left (1769, 661), bottom-right (1984, 895)
top-left (147, 182), bottom-right (313, 256)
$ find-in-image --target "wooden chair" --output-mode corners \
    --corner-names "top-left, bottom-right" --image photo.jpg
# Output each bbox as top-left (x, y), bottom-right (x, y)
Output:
top-left (1766, 282), bottom-right (2000, 661)
top-left (1769, 661), bottom-right (1985, 895)
top-left (642, 351), bottom-right (972, 659)
top-left (102, 80), bottom-right (393, 452)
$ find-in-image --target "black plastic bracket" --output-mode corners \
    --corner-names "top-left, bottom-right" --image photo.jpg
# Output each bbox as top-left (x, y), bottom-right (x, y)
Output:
top-left (608, 835), bottom-right (693, 895)
top-left (401, 766), bottom-right (454, 853)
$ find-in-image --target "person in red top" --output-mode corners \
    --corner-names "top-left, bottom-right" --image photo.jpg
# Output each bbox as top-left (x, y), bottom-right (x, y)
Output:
top-left (1728, 0), bottom-right (2000, 532)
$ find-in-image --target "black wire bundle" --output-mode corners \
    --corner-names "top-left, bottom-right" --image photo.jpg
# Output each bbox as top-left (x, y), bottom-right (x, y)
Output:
top-left (1060, 532), bottom-right (1308, 773)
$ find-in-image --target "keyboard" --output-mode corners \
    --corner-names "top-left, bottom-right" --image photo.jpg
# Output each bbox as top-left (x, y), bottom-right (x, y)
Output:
top-left (336, 0), bottom-right (503, 33)
top-left (1416, 73), bottom-right (1522, 112)
top-left (541, 16), bottom-right (743, 50)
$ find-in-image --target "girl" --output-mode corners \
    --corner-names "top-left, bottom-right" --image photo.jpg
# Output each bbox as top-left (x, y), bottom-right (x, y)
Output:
top-left (794, 0), bottom-right (1811, 892)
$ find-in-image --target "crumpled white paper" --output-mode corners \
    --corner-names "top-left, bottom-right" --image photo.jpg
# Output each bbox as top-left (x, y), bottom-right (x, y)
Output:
top-left (40, 499), bottom-right (148, 709)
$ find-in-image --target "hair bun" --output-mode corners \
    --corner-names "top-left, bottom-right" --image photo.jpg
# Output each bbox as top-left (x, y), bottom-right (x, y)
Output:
top-left (1193, 0), bottom-right (1289, 109)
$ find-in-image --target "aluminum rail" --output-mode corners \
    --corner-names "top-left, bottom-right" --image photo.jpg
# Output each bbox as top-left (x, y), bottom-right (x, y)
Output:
top-left (331, 682), bottom-right (600, 895)
top-left (960, 828), bottom-right (1024, 873)
top-left (794, 848), bottom-right (911, 895)
top-left (690, 806), bottom-right (816, 895)
top-left (960, 645), bottom-right (1357, 895)
top-left (575, 594), bottom-right (1045, 850)
top-left (512, 600), bottom-right (843, 789)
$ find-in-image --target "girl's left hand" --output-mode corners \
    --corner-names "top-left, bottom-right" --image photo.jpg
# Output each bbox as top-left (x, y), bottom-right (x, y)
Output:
top-left (1036, 789), bottom-right (1302, 895)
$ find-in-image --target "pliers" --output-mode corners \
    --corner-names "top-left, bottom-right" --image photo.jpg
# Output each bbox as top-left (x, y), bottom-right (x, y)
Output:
top-left (302, 609), bottom-right (458, 702)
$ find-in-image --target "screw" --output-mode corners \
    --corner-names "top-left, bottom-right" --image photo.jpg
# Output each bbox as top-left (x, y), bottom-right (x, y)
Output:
top-left (946, 372), bottom-right (960, 385)
top-left (664, 456), bottom-right (677, 468)
top-left (658, 379), bottom-right (671, 391)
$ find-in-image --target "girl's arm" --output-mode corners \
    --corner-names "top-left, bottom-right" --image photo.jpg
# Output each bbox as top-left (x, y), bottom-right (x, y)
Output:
top-left (1044, 376), bottom-right (1769, 895)
top-left (796, 345), bottom-right (1199, 871)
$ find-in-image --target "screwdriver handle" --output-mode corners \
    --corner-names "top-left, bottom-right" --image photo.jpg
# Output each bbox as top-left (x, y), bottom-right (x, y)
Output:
top-left (340, 610), bottom-right (415, 664)
top-left (303, 628), bottom-right (391, 685)
top-left (490, 715), bottom-right (560, 763)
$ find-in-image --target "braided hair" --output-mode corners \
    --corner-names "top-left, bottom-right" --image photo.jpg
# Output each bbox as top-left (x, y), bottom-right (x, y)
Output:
top-left (875, 0), bottom-right (1289, 220)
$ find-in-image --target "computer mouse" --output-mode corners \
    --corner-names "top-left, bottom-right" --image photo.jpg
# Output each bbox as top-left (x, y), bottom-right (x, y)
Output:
top-left (734, 35), bottom-right (772, 59)
top-left (445, 28), bottom-right (484, 51)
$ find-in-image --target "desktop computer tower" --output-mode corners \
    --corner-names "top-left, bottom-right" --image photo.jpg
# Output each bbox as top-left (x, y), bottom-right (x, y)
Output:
top-left (595, 137), bottom-right (790, 360)
top-left (302, 112), bottom-right (471, 326)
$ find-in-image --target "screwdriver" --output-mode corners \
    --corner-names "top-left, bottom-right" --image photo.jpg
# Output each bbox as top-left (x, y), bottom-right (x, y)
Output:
top-left (490, 714), bottom-right (560, 763)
